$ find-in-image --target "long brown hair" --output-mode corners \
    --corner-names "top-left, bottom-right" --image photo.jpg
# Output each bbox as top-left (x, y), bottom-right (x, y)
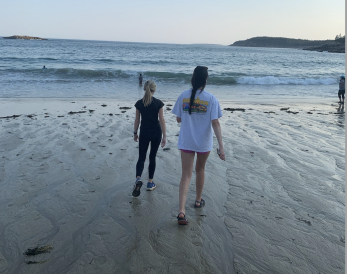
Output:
top-left (189, 66), bottom-right (208, 114)
top-left (142, 80), bottom-right (156, 107)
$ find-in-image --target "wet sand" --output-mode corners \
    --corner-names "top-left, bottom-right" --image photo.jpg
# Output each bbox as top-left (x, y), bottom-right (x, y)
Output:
top-left (0, 98), bottom-right (344, 274)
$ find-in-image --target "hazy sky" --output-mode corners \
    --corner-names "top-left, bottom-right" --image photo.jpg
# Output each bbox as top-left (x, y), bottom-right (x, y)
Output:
top-left (1, 0), bottom-right (345, 45)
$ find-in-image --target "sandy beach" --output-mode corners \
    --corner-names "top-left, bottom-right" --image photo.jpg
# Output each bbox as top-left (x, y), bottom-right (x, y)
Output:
top-left (0, 97), bottom-right (344, 274)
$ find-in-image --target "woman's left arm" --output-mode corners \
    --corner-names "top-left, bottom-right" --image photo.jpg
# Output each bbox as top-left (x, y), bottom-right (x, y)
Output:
top-left (158, 107), bottom-right (167, 147)
top-left (134, 109), bottom-right (140, 142)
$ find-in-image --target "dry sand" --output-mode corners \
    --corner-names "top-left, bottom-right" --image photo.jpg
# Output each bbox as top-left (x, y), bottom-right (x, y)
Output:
top-left (0, 98), bottom-right (344, 274)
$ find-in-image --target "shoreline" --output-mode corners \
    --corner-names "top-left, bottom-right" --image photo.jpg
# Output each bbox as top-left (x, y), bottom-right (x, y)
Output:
top-left (0, 97), bottom-right (339, 117)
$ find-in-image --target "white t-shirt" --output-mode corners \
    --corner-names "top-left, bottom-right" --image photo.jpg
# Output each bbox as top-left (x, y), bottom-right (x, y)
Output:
top-left (172, 89), bottom-right (222, 152)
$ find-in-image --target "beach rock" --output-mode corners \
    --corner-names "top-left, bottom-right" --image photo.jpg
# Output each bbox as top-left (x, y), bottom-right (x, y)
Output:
top-left (119, 107), bottom-right (131, 109)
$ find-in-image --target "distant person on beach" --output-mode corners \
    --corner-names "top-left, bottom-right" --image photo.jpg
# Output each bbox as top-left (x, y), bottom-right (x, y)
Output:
top-left (139, 74), bottom-right (143, 85)
top-left (172, 66), bottom-right (225, 225)
top-left (338, 75), bottom-right (345, 104)
top-left (132, 80), bottom-right (167, 197)
top-left (42, 65), bottom-right (46, 69)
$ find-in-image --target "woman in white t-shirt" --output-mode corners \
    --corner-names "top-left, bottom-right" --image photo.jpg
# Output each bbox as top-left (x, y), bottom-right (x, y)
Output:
top-left (172, 66), bottom-right (225, 225)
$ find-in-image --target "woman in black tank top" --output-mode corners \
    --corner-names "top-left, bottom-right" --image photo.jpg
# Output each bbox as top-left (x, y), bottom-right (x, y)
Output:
top-left (132, 80), bottom-right (167, 197)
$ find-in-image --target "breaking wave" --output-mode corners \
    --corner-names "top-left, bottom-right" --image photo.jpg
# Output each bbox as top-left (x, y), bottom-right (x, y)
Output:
top-left (0, 68), bottom-right (337, 86)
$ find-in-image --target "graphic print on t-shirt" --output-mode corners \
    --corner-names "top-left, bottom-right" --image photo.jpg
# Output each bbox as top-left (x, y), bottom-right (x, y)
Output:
top-left (182, 97), bottom-right (208, 114)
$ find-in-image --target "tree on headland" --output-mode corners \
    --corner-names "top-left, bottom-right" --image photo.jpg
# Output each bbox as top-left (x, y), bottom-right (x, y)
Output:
top-left (335, 33), bottom-right (345, 43)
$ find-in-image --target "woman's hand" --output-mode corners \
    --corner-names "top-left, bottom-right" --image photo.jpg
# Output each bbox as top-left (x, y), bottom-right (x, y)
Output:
top-left (134, 134), bottom-right (138, 142)
top-left (218, 148), bottom-right (226, 161)
top-left (161, 137), bottom-right (166, 148)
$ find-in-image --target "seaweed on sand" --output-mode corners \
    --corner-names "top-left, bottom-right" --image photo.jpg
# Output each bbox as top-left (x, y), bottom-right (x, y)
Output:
top-left (223, 108), bottom-right (245, 112)
top-left (24, 245), bottom-right (53, 256)
top-left (26, 260), bottom-right (49, 264)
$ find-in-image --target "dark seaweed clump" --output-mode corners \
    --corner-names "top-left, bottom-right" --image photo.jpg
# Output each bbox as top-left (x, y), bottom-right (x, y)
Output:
top-left (224, 108), bottom-right (245, 112)
top-left (24, 245), bottom-right (53, 256)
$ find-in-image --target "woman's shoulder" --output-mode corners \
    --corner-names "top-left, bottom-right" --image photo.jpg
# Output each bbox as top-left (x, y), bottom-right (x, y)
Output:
top-left (202, 90), bottom-right (218, 100)
top-left (152, 97), bottom-right (164, 103)
top-left (152, 97), bottom-right (162, 102)
top-left (135, 99), bottom-right (143, 107)
top-left (152, 97), bottom-right (164, 107)
top-left (177, 89), bottom-right (192, 98)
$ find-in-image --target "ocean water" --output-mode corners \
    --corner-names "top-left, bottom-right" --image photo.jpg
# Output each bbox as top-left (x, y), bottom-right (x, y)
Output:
top-left (0, 38), bottom-right (345, 101)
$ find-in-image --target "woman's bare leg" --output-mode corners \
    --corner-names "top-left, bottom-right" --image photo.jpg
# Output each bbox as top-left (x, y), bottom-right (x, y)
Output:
top-left (195, 152), bottom-right (210, 205)
top-left (178, 151), bottom-right (195, 216)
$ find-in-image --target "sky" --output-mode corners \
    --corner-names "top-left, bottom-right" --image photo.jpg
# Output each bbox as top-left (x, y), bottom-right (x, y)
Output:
top-left (0, 0), bottom-right (345, 45)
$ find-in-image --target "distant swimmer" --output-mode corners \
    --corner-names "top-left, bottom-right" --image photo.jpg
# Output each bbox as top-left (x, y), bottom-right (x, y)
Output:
top-left (139, 73), bottom-right (143, 85)
top-left (42, 65), bottom-right (47, 69)
top-left (338, 75), bottom-right (345, 104)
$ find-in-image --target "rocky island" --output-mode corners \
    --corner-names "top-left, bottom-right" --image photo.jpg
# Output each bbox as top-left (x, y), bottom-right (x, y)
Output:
top-left (3, 35), bottom-right (47, 40)
top-left (230, 36), bottom-right (345, 53)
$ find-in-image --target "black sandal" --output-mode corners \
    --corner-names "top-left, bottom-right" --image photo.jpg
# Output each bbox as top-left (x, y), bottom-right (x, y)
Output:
top-left (194, 198), bottom-right (205, 208)
top-left (177, 212), bottom-right (188, 225)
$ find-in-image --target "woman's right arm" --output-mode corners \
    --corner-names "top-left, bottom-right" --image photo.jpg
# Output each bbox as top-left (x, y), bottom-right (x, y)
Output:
top-left (134, 109), bottom-right (140, 142)
top-left (212, 119), bottom-right (225, 160)
top-left (158, 108), bottom-right (167, 147)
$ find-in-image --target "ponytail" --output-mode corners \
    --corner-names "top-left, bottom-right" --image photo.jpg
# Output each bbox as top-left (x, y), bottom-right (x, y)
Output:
top-left (142, 80), bottom-right (156, 107)
top-left (189, 87), bottom-right (198, 115)
top-left (188, 66), bottom-right (208, 115)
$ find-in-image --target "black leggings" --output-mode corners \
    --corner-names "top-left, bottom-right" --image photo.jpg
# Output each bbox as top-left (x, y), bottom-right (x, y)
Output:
top-left (338, 90), bottom-right (345, 99)
top-left (136, 127), bottom-right (162, 179)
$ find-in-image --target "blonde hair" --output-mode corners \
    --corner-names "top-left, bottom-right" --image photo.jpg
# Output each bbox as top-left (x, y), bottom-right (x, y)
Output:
top-left (142, 80), bottom-right (156, 107)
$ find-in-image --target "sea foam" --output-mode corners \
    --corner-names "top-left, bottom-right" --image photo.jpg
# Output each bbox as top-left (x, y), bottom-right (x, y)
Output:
top-left (237, 76), bottom-right (336, 85)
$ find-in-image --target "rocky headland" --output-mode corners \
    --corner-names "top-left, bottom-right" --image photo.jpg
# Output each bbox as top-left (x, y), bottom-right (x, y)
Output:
top-left (3, 35), bottom-right (47, 40)
top-left (230, 36), bottom-right (345, 53)
top-left (303, 37), bottom-right (345, 53)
